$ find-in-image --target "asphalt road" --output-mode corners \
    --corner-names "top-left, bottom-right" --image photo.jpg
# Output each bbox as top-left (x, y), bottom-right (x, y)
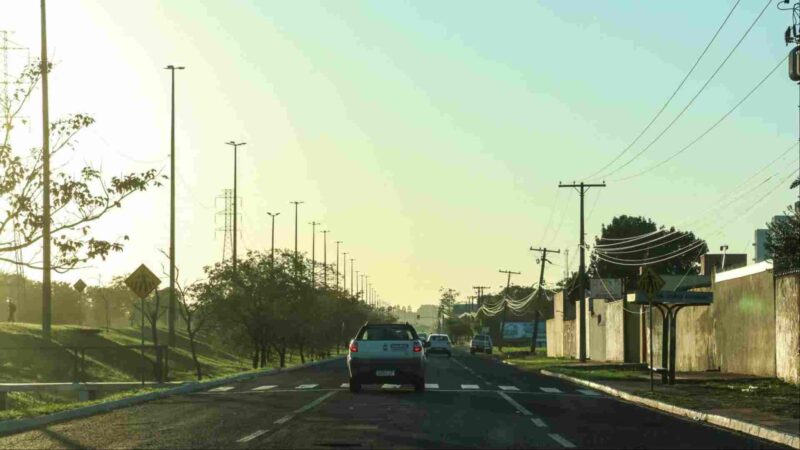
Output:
top-left (0, 349), bottom-right (787, 449)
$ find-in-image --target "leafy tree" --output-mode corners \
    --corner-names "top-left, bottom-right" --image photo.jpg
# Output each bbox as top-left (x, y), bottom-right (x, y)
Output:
top-left (0, 60), bottom-right (163, 272)
top-left (589, 215), bottom-right (707, 290)
top-left (765, 204), bottom-right (800, 271)
top-left (437, 288), bottom-right (458, 332)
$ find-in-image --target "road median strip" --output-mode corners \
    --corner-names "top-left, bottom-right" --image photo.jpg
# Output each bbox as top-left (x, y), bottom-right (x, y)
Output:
top-left (0, 355), bottom-right (345, 438)
top-left (540, 369), bottom-right (800, 450)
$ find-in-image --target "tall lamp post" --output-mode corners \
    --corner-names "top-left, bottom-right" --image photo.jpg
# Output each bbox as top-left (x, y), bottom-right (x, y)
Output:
top-left (39, 0), bottom-right (53, 341)
top-left (267, 212), bottom-right (280, 264)
top-left (165, 64), bottom-right (184, 347)
top-left (226, 141), bottom-right (246, 272)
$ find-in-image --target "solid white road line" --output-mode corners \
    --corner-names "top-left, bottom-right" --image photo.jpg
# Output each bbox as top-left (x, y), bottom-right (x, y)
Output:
top-left (498, 385), bottom-right (519, 391)
top-left (236, 429), bottom-right (269, 443)
top-left (210, 386), bottom-right (234, 392)
top-left (425, 383), bottom-right (439, 389)
top-left (540, 387), bottom-right (562, 393)
top-left (548, 433), bottom-right (576, 448)
top-left (577, 389), bottom-right (600, 396)
top-left (531, 418), bottom-right (547, 428)
top-left (296, 384), bottom-right (318, 389)
top-left (381, 384), bottom-right (402, 389)
top-left (272, 390), bottom-right (338, 426)
top-left (461, 384), bottom-right (480, 390)
top-left (497, 391), bottom-right (532, 416)
top-left (252, 385), bottom-right (277, 391)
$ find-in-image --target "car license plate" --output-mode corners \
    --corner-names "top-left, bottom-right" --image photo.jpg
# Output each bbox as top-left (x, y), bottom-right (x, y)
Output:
top-left (391, 344), bottom-right (408, 351)
top-left (376, 370), bottom-right (395, 377)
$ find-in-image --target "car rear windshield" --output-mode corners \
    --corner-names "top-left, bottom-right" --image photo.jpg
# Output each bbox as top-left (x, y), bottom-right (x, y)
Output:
top-left (431, 335), bottom-right (449, 341)
top-left (358, 326), bottom-right (416, 341)
top-left (474, 335), bottom-right (488, 341)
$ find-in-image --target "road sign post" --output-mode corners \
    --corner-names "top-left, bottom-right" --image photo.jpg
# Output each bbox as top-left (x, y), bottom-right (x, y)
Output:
top-left (639, 267), bottom-right (665, 393)
top-left (124, 265), bottom-right (161, 385)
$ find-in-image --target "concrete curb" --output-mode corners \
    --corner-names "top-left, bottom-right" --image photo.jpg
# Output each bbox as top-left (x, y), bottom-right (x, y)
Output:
top-left (0, 355), bottom-right (345, 437)
top-left (540, 369), bottom-right (800, 450)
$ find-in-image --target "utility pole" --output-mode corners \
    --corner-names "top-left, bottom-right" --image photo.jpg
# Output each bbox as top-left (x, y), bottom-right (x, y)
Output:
top-left (40, 0), bottom-right (52, 341)
top-left (530, 247), bottom-right (560, 353)
top-left (267, 212), bottom-right (279, 264)
top-left (309, 221), bottom-right (320, 286)
top-left (165, 64), bottom-right (184, 348)
top-left (498, 269), bottom-right (521, 352)
top-left (321, 230), bottom-right (330, 288)
top-left (226, 141), bottom-right (246, 272)
top-left (782, 1), bottom-right (800, 203)
top-left (290, 201), bottom-right (303, 261)
top-left (473, 285), bottom-right (489, 330)
top-left (559, 181), bottom-right (606, 362)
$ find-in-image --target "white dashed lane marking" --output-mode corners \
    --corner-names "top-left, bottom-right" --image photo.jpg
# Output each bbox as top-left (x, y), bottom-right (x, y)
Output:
top-left (549, 433), bottom-right (576, 448)
top-left (497, 391), bottom-right (532, 416)
top-left (540, 387), bottom-right (562, 393)
top-left (252, 385), bottom-right (277, 391)
top-left (296, 384), bottom-right (318, 389)
top-left (578, 389), bottom-right (600, 396)
top-left (531, 418), bottom-right (547, 428)
top-left (340, 383), bottom-right (349, 388)
top-left (460, 384), bottom-right (480, 390)
top-left (209, 386), bottom-right (234, 392)
top-left (381, 384), bottom-right (402, 389)
top-left (498, 385), bottom-right (519, 391)
top-left (236, 429), bottom-right (269, 443)
top-left (425, 383), bottom-right (439, 389)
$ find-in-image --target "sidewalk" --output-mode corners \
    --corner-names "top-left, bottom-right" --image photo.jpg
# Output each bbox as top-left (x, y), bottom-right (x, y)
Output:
top-left (541, 365), bottom-right (799, 449)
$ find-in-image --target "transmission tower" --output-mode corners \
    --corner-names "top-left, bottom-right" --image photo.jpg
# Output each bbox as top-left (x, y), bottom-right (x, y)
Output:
top-left (215, 189), bottom-right (240, 262)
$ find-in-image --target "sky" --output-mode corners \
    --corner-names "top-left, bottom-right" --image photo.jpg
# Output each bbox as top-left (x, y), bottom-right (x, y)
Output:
top-left (0, 0), bottom-right (797, 308)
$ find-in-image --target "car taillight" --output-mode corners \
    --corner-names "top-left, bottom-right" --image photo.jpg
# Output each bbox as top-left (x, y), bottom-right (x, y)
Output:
top-left (413, 342), bottom-right (422, 353)
top-left (349, 342), bottom-right (358, 353)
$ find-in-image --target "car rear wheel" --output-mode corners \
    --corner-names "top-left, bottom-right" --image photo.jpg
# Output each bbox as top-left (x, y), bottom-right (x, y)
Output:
top-left (349, 378), bottom-right (361, 393)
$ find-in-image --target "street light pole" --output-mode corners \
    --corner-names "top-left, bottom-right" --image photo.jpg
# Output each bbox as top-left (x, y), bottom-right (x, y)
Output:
top-left (39, 0), bottom-right (52, 341)
top-left (322, 230), bottom-right (330, 288)
top-left (267, 212), bottom-right (280, 264)
top-left (226, 141), bottom-right (246, 272)
top-left (342, 252), bottom-right (348, 293)
top-left (350, 259), bottom-right (355, 295)
top-left (335, 241), bottom-right (342, 290)
top-left (165, 64), bottom-right (184, 348)
top-left (309, 221), bottom-right (320, 286)
top-left (290, 201), bottom-right (303, 261)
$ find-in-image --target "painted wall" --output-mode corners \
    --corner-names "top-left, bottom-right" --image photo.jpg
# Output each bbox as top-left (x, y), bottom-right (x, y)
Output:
top-left (775, 274), bottom-right (799, 385)
top-left (605, 299), bottom-right (625, 362)
top-left (545, 291), bottom-right (577, 358)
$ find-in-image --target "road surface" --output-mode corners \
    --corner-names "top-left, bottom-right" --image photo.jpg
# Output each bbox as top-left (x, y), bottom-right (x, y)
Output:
top-left (0, 350), bottom-right (786, 449)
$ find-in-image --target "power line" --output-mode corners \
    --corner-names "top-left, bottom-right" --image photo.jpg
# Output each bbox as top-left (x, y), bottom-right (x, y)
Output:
top-left (582, 0), bottom-right (743, 181)
top-left (597, 0), bottom-right (772, 181)
top-left (614, 54), bottom-right (788, 181)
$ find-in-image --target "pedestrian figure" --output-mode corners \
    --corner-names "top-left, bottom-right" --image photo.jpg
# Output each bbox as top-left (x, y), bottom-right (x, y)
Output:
top-left (7, 299), bottom-right (16, 323)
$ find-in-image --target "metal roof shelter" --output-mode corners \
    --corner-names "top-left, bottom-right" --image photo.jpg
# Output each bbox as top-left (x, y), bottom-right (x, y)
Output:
top-left (631, 290), bottom-right (714, 385)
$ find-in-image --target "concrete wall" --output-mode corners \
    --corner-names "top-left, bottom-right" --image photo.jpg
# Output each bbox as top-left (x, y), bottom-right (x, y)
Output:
top-left (564, 319), bottom-right (576, 358)
top-left (577, 298), bottom-right (606, 361)
top-left (674, 304), bottom-right (717, 372)
top-left (546, 291), bottom-right (577, 358)
top-left (605, 300), bottom-right (625, 362)
top-left (713, 270), bottom-right (776, 376)
top-left (775, 274), bottom-right (799, 385)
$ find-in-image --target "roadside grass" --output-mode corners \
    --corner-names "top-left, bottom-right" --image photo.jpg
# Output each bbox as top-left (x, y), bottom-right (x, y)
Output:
top-left (480, 345), bottom-right (581, 371)
top-left (0, 387), bottom-right (163, 422)
top-left (547, 365), bottom-right (800, 420)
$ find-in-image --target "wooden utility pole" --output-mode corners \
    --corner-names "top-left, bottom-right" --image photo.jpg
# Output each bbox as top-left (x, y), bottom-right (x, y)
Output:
top-left (498, 269), bottom-right (521, 352)
top-left (559, 181), bottom-right (605, 362)
top-left (530, 247), bottom-right (560, 353)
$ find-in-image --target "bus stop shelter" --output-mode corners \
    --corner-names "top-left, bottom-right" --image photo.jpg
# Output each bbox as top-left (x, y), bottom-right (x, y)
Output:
top-left (631, 291), bottom-right (714, 384)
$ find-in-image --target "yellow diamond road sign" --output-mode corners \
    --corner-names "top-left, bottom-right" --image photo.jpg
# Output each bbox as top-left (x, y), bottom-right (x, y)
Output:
top-left (639, 267), bottom-right (665, 299)
top-left (125, 264), bottom-right (161, 300)
top-left (73, 279), bottom-right (87, 293)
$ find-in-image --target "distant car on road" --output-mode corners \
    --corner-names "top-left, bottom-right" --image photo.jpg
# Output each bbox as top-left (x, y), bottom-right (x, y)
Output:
top-left (470, 334), bottom-right (493, 355)
top-left (347, 323), bottom-right (427, 393)
top-left (417, 332), bottom-right (428, 342)
top-left (425, 334), bottom-right (452, 357)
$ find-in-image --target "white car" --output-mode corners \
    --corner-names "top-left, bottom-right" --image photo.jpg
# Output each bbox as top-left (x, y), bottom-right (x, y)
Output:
top-left (425, 334), bottom-right (452, 357)
top-left (347, 323), bottom-right (427, 393)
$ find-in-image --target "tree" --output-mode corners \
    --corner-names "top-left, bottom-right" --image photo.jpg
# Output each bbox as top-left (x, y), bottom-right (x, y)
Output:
top-left (437, 288), bottom-right (458, 333)
top-left (589, 215), bottom-right (707, 290)
top-left (0, 60), bottom-right (163, 272)
top-left (765, 204), bottom-right (800, 271)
